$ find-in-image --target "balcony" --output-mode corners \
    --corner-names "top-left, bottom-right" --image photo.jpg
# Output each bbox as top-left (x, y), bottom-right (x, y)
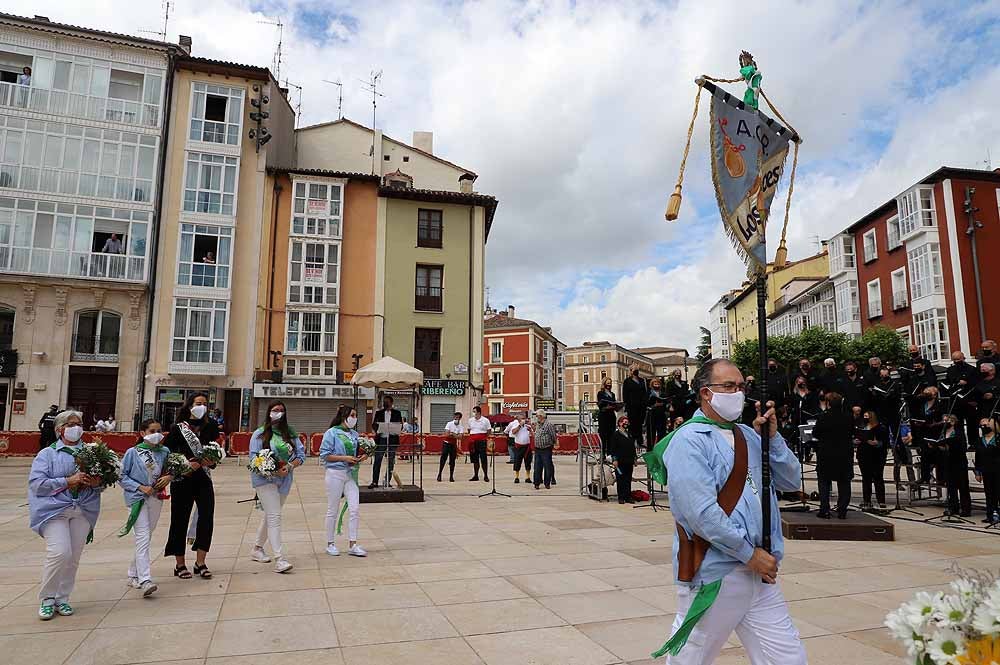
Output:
top-left (893, 291), bottom-right (909, 310)
top-left (415, 286), bottom-right (443, 312)
top-left (868, 300), bottom-right (883, 319)
top-left (0, 248), bottom-right (145, 283)
top-left (71, 334), bottom-right (119, 362)
top-left (0, 81), bottom-right (160, 129)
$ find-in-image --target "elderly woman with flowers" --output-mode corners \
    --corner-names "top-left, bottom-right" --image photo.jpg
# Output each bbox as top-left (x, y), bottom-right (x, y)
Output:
top-left (28, 410), bottom-right (103, 620)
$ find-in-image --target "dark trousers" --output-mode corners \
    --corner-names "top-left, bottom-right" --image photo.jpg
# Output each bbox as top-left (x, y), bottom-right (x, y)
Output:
top-left (164, 471), bottom-right (214, 555)
top-left (533, 447), bottom-right (554, 487)
top-left (945, 464), bottom-right (972, 514)
top-left (512, 444), bottom-right (531, 473)
top-left (438, 442), bottom-right (457, 479)
top-left (919, 443), bottom-right (936, 483)
top-left (616, 460), bottom-right (634, 502)
top-left (858, 448), bottom-right (887, 506)
top-left (626, 410), bottom-right (644, 446)
top-left (598, 422), bottom-right (614, 460)
top-left (469, 438), bottom-right (488, 478)
top-left (372, 445), bottom-right (397, 486)
top-left (818, 476), bottom-right (851, 517)
top-left (982, 470), bottom-right (1000, 518)
top-left (893, 443), bottom-right (916, 484)
top-left (647, 414), bottom-right (667, 448)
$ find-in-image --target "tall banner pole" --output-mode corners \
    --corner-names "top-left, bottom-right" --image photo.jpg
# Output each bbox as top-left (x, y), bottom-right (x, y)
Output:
top-left (755, 251), bottom-right (772, 553)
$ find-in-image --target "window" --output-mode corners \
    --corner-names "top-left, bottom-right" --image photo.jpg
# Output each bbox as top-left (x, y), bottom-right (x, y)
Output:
top-left (72, 310), bottom-right (120, 361)
top-left (171, 298), bottom-right (227, 364)
top-left (583, 372), bottom-right (590, 383)
top-left (862, 229), bottom-right (877, 262)
top-left (415, 328), bottom-right (441, 378)
top-left (285, 358), bottom-right (335, 378)
top-left (600, 354), bottom-right (606, 362)
top-left (177, 224), bottom-right (232, 288)
top-left (866, 279), bottom-right (882, 319)
top-left (289, 241), bottom-right (339, 304)
top-left (292, 181), bottom-right (343, 237)
top-left (286, 311), bottom-right (337, 354)
top-left (897, 186), bottom-right (935, 237)
top-left (907, 243), bottom-right (943, 300)
top-left (417, 209), bottom-right (442, 248)
top-left (828, 235), bottom-right (856, 274)
top-left (835, 280), bottom-right (860, 323)
top-left (897, 326), bottom-right (912, 345)
top-left (415, 264), bottom-right (443, 311)
top-left (183, 152), bottom-right (237, 215)
top-left (189, 82), bottom-right (243, 145)
top-left (913, 308), bottom-right (950, 362)
top-left (490, 370), bottom-right (503, 394)
top-left (891, 268), bottom-right (908, 309)
top-left (0, 307), bottom-right (12, 350)
top-left (886, 215), bottom-right (901, 250)
top-left (582, 392), bottom-right (590, 404)
top-left (490, 341), bottom-right (502, 363)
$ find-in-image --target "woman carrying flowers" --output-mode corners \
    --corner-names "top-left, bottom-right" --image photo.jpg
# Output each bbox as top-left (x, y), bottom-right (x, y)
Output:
top-left (321, 405), bottom-right (369, 557)
top-left (28, 410), bottom-right (103, 620)
top-left (248, 401), bottom-right (305, 573)
top-left (118, 419), bottom-right (172, 596)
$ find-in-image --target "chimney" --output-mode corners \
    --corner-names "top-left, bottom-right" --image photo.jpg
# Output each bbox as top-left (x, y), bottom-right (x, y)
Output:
top-left (507, 305), bottom-right (515, 318)
top-left (412, 131), bottom-right (433, 155)
top-left (459, 173), bottom-right (475, 194)
top-left (178, 35), bottom-right (193, 53)
top-left (34, 15), bottom-right (50, 22)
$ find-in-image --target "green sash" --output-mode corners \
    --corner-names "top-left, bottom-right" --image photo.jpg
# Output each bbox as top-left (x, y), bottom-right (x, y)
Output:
top-left (336, 429), bottom-right (357, 535)
top-left (641, 415), bottom-right (734, 486)
top-left (50, 442), bottom-right (93, 544)
top-left (117, 442), bottom-right (165, 537)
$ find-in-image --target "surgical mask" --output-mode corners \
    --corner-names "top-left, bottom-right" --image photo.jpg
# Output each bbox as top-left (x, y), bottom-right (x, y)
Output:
top-left (346, 416), bottom-right (358, 429)
top-left (63, 425), bottom-right (83, 443)
top-left (983, 426), bottom-right (994, 435)
top-left (708, 389), bottom-right (745, 422)
top-left (143, 432), bottom-right (164, 446)
top-left (269, 410), bottom-right (284, 422)
top-left (190, 405), bottom-right (207, 419)
top-left (453, 419), bottom-right (460, 424)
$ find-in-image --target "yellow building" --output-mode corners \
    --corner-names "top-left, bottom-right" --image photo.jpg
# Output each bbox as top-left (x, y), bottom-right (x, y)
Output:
top-left (725, 251), bottom-right (829, 346)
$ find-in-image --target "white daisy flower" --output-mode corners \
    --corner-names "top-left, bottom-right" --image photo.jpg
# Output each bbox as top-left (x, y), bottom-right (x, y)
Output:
top-left (885, 609), bottom-right (924, 658)
top-left (926, 628), bottom-right (965, 665)
top-left (934, 593), bottom-right (970, 630)
top-left (973, 583), bottom-right (1000, 636)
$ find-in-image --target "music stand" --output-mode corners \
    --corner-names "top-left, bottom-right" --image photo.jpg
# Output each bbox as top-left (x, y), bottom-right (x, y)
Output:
top-left (380, 422), bottom-right (403, 489)
top-left (479, 438), bottom-right (510, 499)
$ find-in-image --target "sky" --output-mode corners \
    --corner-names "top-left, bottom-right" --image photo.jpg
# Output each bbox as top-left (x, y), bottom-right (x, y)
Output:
top-left (15, 0), bottom-right (1000, 352)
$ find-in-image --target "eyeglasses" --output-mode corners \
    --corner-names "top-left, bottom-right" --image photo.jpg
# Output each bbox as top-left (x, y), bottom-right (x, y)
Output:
top-left (705, 382), bottom-right (746, 393)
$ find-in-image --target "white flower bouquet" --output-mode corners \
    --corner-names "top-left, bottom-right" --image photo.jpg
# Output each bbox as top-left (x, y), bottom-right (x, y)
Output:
top-left (75, 441), bottom-right (122, 487)
top-left (200, 442), bottom-right (226, 465)
top-left (247, 448), bottom-right (278, 479)
top-left (357, 437), bottom-right (376, 457)
top-left (886, 568), bottom-right (1000, 664)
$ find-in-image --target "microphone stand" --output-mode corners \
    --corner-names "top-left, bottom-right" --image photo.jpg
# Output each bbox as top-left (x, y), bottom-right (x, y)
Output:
top-left (479, 437), bottom-right (510, 499)
top-left (886, 400), bottom-right (923, 516)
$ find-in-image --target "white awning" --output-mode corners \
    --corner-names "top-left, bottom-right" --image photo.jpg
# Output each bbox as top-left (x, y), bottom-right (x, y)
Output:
top-left (350, 356), bottom-right (424, 389)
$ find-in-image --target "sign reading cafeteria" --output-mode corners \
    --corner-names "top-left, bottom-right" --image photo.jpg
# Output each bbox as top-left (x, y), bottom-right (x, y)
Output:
top-left (503, 401), bottom-right (529, 410)
top-left (421, 379), bottom-right (465, 396)
top-left (253, 383), bottom-right (375, 399)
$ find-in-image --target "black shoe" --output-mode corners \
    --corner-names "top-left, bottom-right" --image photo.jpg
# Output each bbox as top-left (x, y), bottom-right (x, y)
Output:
top-left (545, 484), bottom-right (551, 489)
top-left (436, 475), bottom-right (442, 482)
top-left (506, 460), bottom-right (514, 464)
top-left (483, 475), bottom-right (489, 482)
top-left (960, 511), bottom-right (972, 517)
top-left (450, 477), bottom-right (455, 482)
top-left (551, 480), bottom-right (557, 486)
top-left (837, 512), bottom-right (848, 520)
top-left (626, 498), bottom-right (635, 504)
top-left (534, 484), bottom-right (541, 490)
top-left (618, 498), bottom-right (626, 504)
top-left (817, 512), bottom-right (832, 519)
top-left (983, 517), bottom-right (996, 524)
top-left (514, 477), bottom-right (520, 484)
top-left (367, 483), bottom-right (377, 490)
top-left (469, 476), bottom-right (479, 482)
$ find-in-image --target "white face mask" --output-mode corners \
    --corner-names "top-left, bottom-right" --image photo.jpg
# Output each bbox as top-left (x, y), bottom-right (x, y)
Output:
top-left (346, 416), bottom-right (358, 429)
top-left (143, 432), bottom-right (164, 446)
top-left (63, 425), bottom-right (83, 443)
top-left (190, 404), bottom-right (207, 419)
top-left (270, 410), bottom-right (284, 422)
top-left (708, 390), bottom-right (746, 422)
top-left (453, 419), bottom-right (460, 424)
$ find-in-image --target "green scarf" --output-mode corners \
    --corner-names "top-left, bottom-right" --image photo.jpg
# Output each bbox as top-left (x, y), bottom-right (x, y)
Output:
top-left (51, 442), bottom-right (93, 544)
top-left (117, 442), bottom-right (165, 538)
top-left (644, 415), bottom-right (736, 659)
top-left (336, 428), bottom-right (357, 535)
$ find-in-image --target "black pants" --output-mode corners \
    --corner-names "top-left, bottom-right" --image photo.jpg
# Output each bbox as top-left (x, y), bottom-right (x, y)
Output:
top-left (469, 438), bottom-right (488, 478)
top-left (893, 443), bottom-right (916, 484)
top-left (598, 421), bottom-right (614, 460)
top-left (616, 460), bottom-right (634, 502)
top-left (438, 442), bottom-right (457, 479)
top-left (818, 476), bottom-right (851, 517)
top-left (533, 447), bottom-right (554, 487)
top-left (919, 443), bottom-right (936, 483)
top-left (982, 470), bottom-right (1000, 518)
top-left (512, 444), bottom-right (531, 473)
top-left (626, 410), bottom-right (644, 446)
top-left (372, 445), bottom-right (397, 486)
top-left (945, 463), bottom-right (971, 514)
top-left (164, 470), bottom-right (214, 556)
top-left (647, 414), bottom-right (667, 448)
top-left (857, 447), bottom-right (887, 506)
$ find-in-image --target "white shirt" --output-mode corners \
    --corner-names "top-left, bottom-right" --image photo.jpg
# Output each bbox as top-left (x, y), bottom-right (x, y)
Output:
top-left (510, 419), bottom-right (531, 446)
top-left (17, 74), bottom-right (30, 86)
top-left (468, 415), bottom-right (491, 434)
top-left (445, 420), bottom-right (464, 436)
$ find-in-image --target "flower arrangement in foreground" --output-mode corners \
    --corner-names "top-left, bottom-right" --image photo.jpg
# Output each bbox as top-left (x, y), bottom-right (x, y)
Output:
top-left (886, 567), bottom-right (1000, 664)
top-left (356, 436), bottom-right (376, 457)
top-left (75, 441), bottom-right (122, 487)
top-left (247, 448), bottom-right (278, 479)
top-left (163, 452), bottom-right (193, 479)
top-left (200, 442), bottom-right (226, 465)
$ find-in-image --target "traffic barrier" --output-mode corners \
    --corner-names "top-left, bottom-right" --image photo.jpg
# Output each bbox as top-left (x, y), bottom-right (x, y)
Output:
top-left (229, 431), bottom-right (251, 455)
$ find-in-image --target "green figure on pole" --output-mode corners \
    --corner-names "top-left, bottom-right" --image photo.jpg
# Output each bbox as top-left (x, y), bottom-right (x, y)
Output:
top-left (739, 50), bottom-right (761, 110)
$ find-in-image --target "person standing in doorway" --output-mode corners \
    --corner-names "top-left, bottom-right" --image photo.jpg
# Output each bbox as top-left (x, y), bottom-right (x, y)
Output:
top-left (466, 406), bottom-right (491, 482)
top-left (370, 396), bottom-right (402, 489)
top-left (623, 363), bottom-right (648, 446)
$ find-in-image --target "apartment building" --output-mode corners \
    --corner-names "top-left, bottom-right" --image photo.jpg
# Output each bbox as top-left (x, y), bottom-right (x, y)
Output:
top-left (0, 14), bottom-right (180, 429)
top-left (482, 305), bottom-right (565, 416)
top-left (562, 341), bottom-right (653, 409)
top-left (707, 292), bottom-right (737, 359)
top-left (633, 346), bottom-right (690, 380)
top-left (767, 277), bottom-right (838, 337)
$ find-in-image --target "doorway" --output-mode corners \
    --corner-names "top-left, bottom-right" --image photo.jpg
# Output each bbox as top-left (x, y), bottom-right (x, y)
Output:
top-left (67, 366), bottom-right (118, 430)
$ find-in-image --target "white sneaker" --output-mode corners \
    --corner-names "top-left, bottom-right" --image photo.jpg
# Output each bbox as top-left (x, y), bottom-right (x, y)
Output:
top-left (325, 543), bottom-right (340, 556)
top-left (127, 577), bottom-right (140, 589)
top-left (274, 559), bottom-right (293, 574)
top-left (348, 544), bottom-right (367, 557)
top-left (250, 546), bottom-right (272, 563)
top-left (139, 580), bottom-right (158, 597)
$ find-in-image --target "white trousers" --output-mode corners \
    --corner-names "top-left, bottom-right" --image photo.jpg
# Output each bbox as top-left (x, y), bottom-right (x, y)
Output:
top-left (39, 505), bottom-right (91, 604)
top-left (325, 468), bottom-right (359, 543)
top-left (667, 566), bottom-right (807, 665)
top-left (128, 499), bottom-right (163, 583)
top-left (254, 484), bottom-right (287, 560)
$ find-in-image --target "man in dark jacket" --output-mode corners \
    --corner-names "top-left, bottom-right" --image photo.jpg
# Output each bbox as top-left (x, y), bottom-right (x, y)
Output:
top-left (946, 351), bottom-right (981, 448)
top-left (842, 361), bottom-right (870, 411)
top-left (811, 392), bottom-right (854, 519)
top-left (793, 358), bottom-right (820, 393)
top-left (765, 358), bottom-right (788, 409)
top-left (610, 415), bottom-right (637, 504)
top-left (622, 364), bottom-right (647, 446)
top-left (977, 340), bottom-right (998, 371)
top-left (863, 357), bottom-right (884, 388)
top-left (38, 404), bottom-right (59, 450)
top-left (371, 395), bottom-right (403, 489)
top-left (973, 363), bottom-right (1000, 419)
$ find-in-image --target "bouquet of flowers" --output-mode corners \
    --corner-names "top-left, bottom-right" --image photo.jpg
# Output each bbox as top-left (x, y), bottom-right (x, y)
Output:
top-left (247, 448), bottom-right (278, 479)
top-left (200, 442), bottom-right (226, 465)
top-left (886, 567), bottom-right (1000, 664)
top-left (75, 441), bottom-right (122, 487)
top-left (162, 452), bottom-right (193, 479)
top-left (356, 437), bottom-right (376, 457)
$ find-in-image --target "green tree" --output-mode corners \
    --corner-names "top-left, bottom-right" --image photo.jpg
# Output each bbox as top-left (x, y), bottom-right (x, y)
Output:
top-left (696, 326), bottom-right (712, 367)
top-left (846, 325), bottom-right (908, 366)
top-left (730, 325), bottom-right (902, 376)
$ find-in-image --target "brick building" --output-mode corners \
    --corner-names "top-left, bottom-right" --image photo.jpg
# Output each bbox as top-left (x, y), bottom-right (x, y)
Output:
top-left (562, 342), bottom-right (654, 409)
top-left (482, 306), bottom-right (564, 416)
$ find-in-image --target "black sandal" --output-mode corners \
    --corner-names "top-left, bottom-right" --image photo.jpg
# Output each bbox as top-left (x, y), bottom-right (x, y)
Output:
top-left (174, 565), bottom-right (192, 579)
top-left (193, 564), bottom-right (212, 579)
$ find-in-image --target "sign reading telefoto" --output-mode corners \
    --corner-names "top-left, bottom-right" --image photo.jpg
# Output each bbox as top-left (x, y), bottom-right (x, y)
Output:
top-left (253, 383), bottom-right (375, 400)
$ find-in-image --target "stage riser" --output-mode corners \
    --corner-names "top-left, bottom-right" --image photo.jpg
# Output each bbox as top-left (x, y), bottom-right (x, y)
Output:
top-left (781, 512), bottom-right (894, 541)
top-left (359, 485), bottom-right (425, 503)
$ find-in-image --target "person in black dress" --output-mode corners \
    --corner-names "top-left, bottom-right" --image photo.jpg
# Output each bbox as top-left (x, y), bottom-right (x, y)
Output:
top-left (788, 377), bottom-right (820, 460)
top-left (856, 409), bottom-right (889, 510)
top-left (163, 393), bottom-right (220, 579)
top-left (596, 378), bottom-right (618, 461)
top-left (609, 415), bottom-right (637, 504)
top-left (912, 386), bottom-right (945, 485)
top-left (976, 417), bottom-right (1000, 523)
top-left (646, 378), bottom-right (668, 448)
top-left (622, 365), bottom-right (647, 446)
top-left (811, 392), bottom-right (854, 519)
top-left (938, 414), bottom-right (971, 516)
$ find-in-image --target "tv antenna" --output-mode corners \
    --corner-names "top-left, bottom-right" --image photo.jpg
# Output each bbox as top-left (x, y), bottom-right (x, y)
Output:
top-left (139, 0), bottom-right (172, 41)
top-left (810, 235), bottom-right (822, 252)
top-left (258, 17), bottom-right (284, 81)
top-left (985, 148), bottom-right (993, 171)
top-left (283, 79), bottom-right (303, 126)
top-left (360, 69), bottom-right (385, 174)
top-left (322, 79), bottom-right (343, 119)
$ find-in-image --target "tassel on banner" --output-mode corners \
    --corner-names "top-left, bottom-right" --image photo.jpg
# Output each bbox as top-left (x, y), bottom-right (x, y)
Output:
top-left (665, 185), bottom-right (683, 221)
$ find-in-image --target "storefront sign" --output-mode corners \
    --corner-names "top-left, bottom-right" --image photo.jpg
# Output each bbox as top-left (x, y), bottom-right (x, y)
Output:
top-left (535, 399), bottom-right (556, 410)
top-left (453, 362), bottom-right (468, 374)
top-left (253, 383), bottom-right (375, 400)
top-left (421, 379), bottom-right (465, 396)
top-left (141, 403), bottom-right (155, 421)
top-left (307, 199), bottom-right (327, 215)
top-left (503, 401), bottom-right (529, 410)
top-left (0, 350), bottom-right (17, 377)
top-left (241, 388), bottom-right (252, 430)
top-left (12, 400), bottom-right (25, 415)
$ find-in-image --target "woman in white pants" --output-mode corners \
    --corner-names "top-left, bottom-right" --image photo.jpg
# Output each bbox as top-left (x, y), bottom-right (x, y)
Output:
top-left (321, 405), bottom-right (368, 557)
top-left (28, 410), bottom-right (103, 620)
top-left (118, 420), bottom-right (173, 596)
top-left (248, 401), bottom-right (305, 573)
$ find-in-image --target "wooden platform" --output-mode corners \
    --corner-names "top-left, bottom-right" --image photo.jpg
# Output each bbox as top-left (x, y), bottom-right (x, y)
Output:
top-left (781, 509), bottom-right (894, 541)
top-left (359, 484), bottom-right (425, 503)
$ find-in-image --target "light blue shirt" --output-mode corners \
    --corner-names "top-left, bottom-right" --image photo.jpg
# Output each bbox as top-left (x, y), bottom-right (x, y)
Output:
top-left (28, 439), bottom-right (103, 536)
top-left (319, 427), bottom-right (357, 470)
top-left (664, 409), bottom-right (802, 587)
top-left (249, 429), bottom-right (306, 495)
top-left (119, 445), bottom-right (170, 507)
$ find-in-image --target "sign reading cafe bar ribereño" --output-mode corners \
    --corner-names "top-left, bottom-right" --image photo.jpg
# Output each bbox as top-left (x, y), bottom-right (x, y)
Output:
top-left (253, 383), bottom-right (375, 400)
top-left (421, 379), bottom-right (466, 396)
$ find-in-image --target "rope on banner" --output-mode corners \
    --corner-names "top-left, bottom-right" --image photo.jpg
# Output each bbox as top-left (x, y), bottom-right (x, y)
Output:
top-left (759, 87), bottom-right (801, 264)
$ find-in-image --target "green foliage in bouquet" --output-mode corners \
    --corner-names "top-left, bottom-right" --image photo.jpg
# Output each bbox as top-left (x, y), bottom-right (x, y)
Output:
top-left (75, 441), bottom-right (122, 487)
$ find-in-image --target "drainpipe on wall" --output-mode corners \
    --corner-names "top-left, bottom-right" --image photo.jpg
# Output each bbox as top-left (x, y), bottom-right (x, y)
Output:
top-left (468, 204), bottom-right (484, 404)
top-left (265, 182), bottom-right (283, 372)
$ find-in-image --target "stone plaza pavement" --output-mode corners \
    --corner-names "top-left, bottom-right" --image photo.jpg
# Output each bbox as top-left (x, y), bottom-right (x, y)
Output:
top-left (1, 454), bottom-right (998, 665)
